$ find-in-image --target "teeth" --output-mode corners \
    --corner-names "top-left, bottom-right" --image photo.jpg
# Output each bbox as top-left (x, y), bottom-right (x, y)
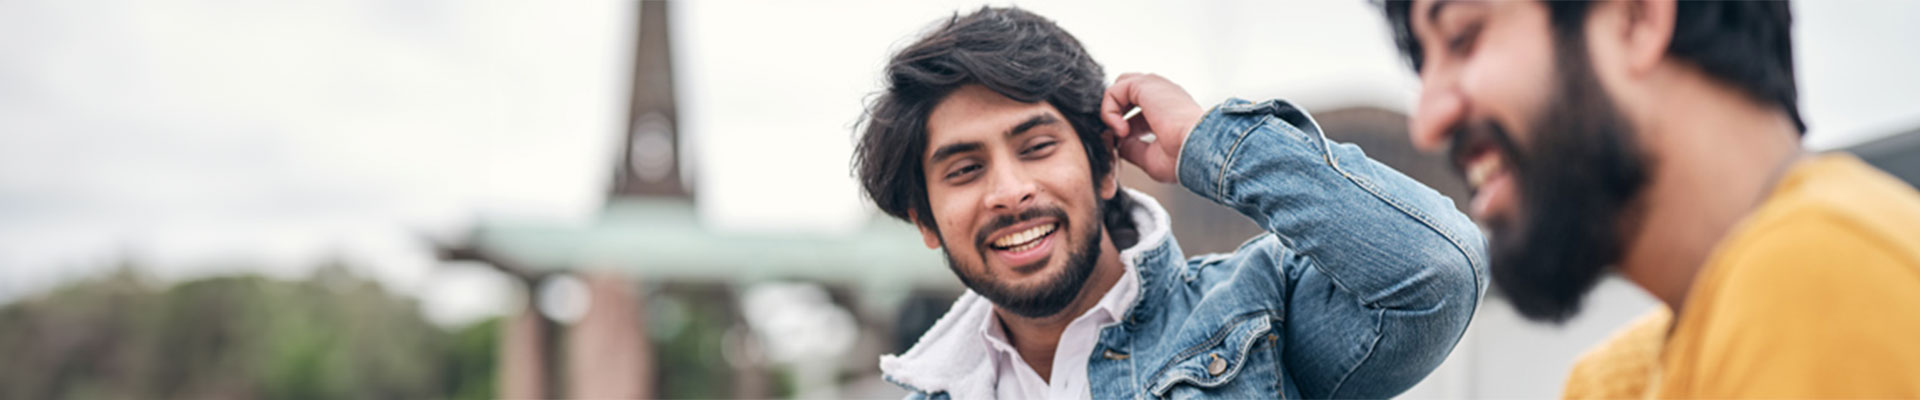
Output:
top-left (1465, 155), bottom-right (1503, 188)
top-left (992, 223), bottom-right (1057, 249)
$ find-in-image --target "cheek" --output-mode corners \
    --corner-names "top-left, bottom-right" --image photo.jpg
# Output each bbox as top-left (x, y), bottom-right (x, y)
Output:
top-left (1038, 155), bottom-right (1100, 211)
top-left (927, 187), bottom-right (978, 248)
top-left (1459, 20), bottom-right (1558, 140)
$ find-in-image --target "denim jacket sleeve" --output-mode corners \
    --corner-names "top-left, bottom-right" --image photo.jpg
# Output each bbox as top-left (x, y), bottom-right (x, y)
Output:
top-left (1176, 98), bottom-right (1488, 398)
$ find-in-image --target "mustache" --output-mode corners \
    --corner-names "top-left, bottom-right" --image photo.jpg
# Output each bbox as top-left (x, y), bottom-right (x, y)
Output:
top-left (974, 206), bottom-right (1068, 248)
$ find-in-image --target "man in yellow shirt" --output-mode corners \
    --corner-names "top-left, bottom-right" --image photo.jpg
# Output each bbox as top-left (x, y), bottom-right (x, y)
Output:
top-left (1119, 0), bottom-right (1920, 395)
top-left (1562, 154), bottom-right (1920, 398)
top-left (1372, 0), bottom-right (1920, 397)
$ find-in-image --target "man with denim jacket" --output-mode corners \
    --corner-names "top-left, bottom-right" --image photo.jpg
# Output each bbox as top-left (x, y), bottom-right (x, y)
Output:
top-left (854, 7), bottom-right (1485, 399)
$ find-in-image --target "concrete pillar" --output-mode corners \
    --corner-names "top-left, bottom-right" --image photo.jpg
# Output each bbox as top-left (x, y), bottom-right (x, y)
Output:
top-left (566, 271), bottom-right (655, 399)
top-left (498, 302), bottom-right (549, 399)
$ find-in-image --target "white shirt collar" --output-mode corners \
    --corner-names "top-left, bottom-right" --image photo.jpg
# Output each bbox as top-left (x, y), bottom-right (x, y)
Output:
top-left (975, 233), bottom-right (1142, 399)
top-left (976, 259), bottom-right (1141, 350)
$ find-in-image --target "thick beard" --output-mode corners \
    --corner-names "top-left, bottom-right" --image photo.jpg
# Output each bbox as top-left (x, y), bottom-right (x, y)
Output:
top-left (1480, 34), bottom-right (1653, 324)
top-left (941, 203), bottom-right (1105, 319)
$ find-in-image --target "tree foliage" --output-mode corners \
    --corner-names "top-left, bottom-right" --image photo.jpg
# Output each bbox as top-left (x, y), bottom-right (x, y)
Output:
top-left (0, 263), bottom-right (497, 399)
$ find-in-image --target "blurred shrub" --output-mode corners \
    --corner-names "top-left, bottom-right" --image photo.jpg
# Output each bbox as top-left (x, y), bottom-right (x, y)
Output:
top-left (0, 262), bottom-right (497, 399)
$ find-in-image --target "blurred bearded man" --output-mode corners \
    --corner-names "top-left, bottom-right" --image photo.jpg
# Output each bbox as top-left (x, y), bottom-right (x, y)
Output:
top-left (1123, 1), bottom-right (1920, 398)
top-left (1387, 0), bottom-right (1920, 396)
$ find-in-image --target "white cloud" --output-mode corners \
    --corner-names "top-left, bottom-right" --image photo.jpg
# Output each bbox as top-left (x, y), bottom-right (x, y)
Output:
top-left (1, 0), bottom-right (1914, 305)
top-left (0, 0), bottom-right (628, 303)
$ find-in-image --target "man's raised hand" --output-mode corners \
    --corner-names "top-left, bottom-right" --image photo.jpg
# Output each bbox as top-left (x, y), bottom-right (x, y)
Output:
top-left (1100, 73), bottom-right (1204, 183)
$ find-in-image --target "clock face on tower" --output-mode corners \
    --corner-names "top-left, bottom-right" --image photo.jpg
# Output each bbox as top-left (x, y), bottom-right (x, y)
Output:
top-left (615, 111), bottom-right (688, 198)
top-left (630, 112), bottom-right (675, 184)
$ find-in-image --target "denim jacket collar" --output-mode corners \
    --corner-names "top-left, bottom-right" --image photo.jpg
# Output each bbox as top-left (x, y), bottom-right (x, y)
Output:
top-left (879, 188), bottom-right (1174, 399)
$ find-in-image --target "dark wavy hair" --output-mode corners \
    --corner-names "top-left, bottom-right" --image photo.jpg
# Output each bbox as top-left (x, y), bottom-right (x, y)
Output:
top-left (1380, 0), bottom-right (1805, 134)
top-left (854, 7), bottom-right (1124, 231)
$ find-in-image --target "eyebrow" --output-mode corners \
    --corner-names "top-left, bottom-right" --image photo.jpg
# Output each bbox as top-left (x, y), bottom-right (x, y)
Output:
top-left (925, 113), bottom-right (1061, 165)
top-left (1007, 113), bottom-right (1059, 138)
top-left (928, 142), bottom-right (981, 165)
top-left (1425, 0), bottom-right (1453, 32)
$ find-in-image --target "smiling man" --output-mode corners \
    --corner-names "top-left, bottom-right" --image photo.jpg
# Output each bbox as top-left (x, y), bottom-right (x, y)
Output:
top-left (857, 7), bottom-right (1485, 400)
top-left (1382, 0), bottom-right (1920, 397)
top-left (1116, 0), bottom-right (1920, 397)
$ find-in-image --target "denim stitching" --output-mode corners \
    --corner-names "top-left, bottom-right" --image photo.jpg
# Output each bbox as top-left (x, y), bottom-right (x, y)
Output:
top-left (1148, 312), bottom-right (1262, 382)
top-left (1280, 102), bottom-right (1463, 261)
top-left (1324, 305), bottom-right (1386, 397)
top-left (1331, 153), bottom-right (1484, 303)
top-left (1293, 109), bottom-right (1483, 308)
top-left (1181, 316), bottom-right (1272, 389)
top-left (1146, 312), bottom-right (1272, 395)
top-left (1151, 325), bottom-right (1271, 393)
top-left (1216, 113), bottom-right (1265, 205)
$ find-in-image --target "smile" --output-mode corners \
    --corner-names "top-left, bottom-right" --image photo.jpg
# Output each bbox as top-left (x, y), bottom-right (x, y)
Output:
top-left (989, 222), bottom-right (1058, 252)
top-left (1458, 145), bottom-right (1517, 220)
top-left (1463, 147), bottom-right (1507, 189)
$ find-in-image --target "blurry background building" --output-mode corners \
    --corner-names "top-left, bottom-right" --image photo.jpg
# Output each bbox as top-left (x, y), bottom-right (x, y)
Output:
top-left (2, 0), bottom-right (1917, 398)
top-left (1851, 125), bottom-right (1920, 188)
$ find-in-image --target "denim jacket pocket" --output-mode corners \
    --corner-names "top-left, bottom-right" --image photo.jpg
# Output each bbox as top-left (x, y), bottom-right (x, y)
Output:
top-left (1147, 313), bottom-right (1279, 398)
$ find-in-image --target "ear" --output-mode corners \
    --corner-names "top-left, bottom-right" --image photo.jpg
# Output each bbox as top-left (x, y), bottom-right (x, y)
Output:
top-left (1620, 0), bottom-right (1677, 74)
top-left (1097, 150), bottom-right (1121, 201)
top-left (909, 210), bottom-right (942, 249)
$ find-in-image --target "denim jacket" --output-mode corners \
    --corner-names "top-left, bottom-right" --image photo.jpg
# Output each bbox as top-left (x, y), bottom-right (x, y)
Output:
top-left (880, 99), bottom-right (1488, 399)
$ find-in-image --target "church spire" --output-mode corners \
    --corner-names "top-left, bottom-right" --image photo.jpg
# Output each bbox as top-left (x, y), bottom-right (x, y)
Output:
top-left (612, 0), bottom-right (689, 199)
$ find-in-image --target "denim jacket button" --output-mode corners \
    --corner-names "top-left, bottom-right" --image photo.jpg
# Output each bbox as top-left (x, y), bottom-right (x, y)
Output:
top-left (1103, 349), bottom-right (1129, 360)
top-left (1206, 353), bottom-right (1227, 376)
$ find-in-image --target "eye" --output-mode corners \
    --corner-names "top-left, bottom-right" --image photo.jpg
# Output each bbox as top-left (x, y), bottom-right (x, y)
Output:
top-left (1019, 140), bottom-right (1057, 158)
top-left (944, 163), bottom-right (981, 181)
top-left (1445, 21), bottom-right (1484, 55)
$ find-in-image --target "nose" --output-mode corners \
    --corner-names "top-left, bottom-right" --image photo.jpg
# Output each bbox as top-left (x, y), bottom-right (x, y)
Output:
top-left (1410, 70), bottom-right (1466, 153)
top-left (982, 163), bottom-right (1037, 213)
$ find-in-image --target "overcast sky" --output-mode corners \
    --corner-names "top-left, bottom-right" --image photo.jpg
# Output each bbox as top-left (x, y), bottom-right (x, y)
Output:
top-left (2, 0), bottom-right (1916, 325)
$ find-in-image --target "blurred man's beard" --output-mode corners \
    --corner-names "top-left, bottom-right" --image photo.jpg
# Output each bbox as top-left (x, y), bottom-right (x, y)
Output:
top-left (941, 204), bottom-right (1104, 319)
top-left (1477, 36), bottom-right (1653, 324)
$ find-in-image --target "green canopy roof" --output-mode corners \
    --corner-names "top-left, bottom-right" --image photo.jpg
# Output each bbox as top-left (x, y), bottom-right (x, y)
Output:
top-left (462, 198), bottom-right (956, 289)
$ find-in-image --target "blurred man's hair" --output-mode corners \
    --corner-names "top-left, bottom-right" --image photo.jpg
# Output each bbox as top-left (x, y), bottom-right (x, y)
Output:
top-left (1380, 0), bottom-right (1806, 134)
top-left (854, 7), bottom-right (1125, 231)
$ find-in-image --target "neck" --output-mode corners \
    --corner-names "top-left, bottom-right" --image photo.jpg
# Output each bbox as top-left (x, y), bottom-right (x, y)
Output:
top-left (1616, 75), bottom-right (1804, 315)
top-left (992, 228), bottom-right (1125, 382)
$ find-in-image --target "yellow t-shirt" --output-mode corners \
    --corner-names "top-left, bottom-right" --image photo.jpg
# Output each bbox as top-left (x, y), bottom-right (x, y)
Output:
top-left (1565, 154), bottom-right (1920, 399)
top-left (1564, 307), bottom-right (1670, 400)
